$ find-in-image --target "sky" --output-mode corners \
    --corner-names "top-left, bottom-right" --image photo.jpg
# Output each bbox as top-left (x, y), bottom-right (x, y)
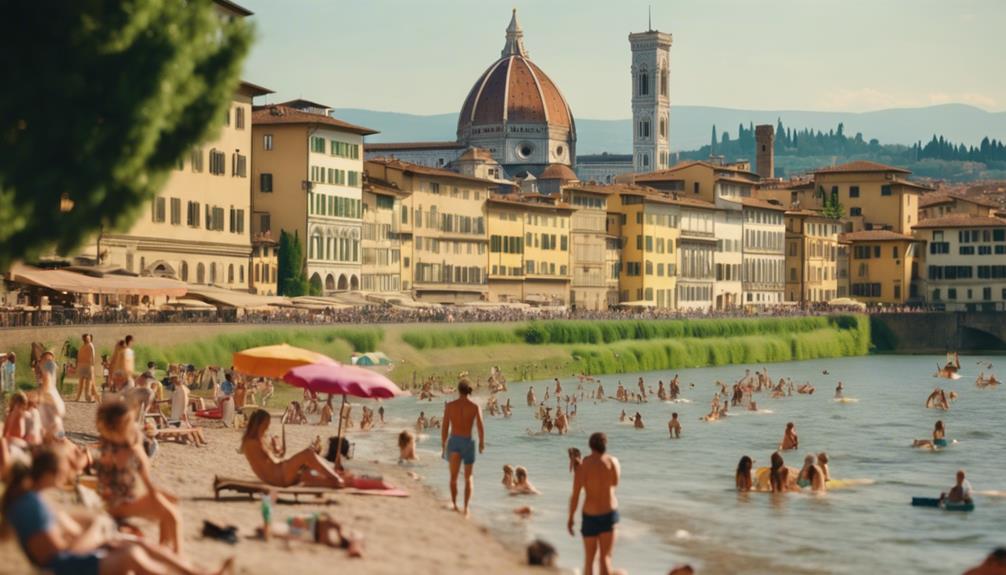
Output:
top-left (238, 0), bottom-right (1005, 119)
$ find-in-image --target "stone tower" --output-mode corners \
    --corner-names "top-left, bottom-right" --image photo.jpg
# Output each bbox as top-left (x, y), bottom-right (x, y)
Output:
top-left (629, 28), bottom-right (672, 173)
top-left (755, 124), bottom-right (775, 179)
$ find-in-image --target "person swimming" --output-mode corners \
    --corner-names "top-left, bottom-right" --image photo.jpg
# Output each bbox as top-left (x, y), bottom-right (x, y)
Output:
top-left (510, 466), bottom-right (540, 495)
top-left (817, 452), bottom-right (831, 482)
top-left (769, 451), bottom-right (800, 493)
top-left (502, 464), bottom-right (515, 489)
top-left (796, 454), bottom-right (827, 492)
top-left (632, 412), bottom-right (644, 429)
top-left (780, 422), bottom-right (799, 450)
top-left (736, 455), bottom-right (753, 492)
top-left (925, 388), bottom-right (950, 410)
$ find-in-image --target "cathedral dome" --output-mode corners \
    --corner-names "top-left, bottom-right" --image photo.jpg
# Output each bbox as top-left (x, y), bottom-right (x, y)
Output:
top-left (456, 10), bottom-right (575, 172)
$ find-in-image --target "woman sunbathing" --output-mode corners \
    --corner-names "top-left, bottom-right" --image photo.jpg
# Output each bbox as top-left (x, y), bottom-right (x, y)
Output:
top-left (3, 445), bottom-right (232, 575)
top-left (94, 401), bottom-right (183, 553)
top-left (240, 409), bottom-right (345, 489)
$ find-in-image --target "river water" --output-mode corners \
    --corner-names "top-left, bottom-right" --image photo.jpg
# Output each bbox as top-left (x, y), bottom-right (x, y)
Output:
top-left (352, 354), bottom-right (1005, 574)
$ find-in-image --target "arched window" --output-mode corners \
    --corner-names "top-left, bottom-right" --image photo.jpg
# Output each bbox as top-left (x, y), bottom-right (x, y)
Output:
top-left (210, 263), bottom-right (217, 284)
top-left (227, 264), bottom-right (234, 283)
top-left (638, 68), bottom-right (649, 96)
top-left (239, 265), bottom-right (244, 284)
top-left (196, 263), bottom-right (205, 284)
top-left (181, 261), bottom-right (189, 282)
top-left (660, 68), bottom-right (668, 97)
top-left (254, 263), bottom-right (261, 283)
top-left (643, 154), bottom-right (649, 167)
top-left (660, 117), bottom-right (666, 138)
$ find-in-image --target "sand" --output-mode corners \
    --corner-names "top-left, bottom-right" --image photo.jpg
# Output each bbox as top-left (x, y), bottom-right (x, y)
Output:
top-left (0, 401), bottom-right (539, 575)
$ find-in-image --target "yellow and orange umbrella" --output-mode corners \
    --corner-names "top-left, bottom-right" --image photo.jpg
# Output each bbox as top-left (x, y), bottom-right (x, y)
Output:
top-left (232, 344), bottom-right (338, 379)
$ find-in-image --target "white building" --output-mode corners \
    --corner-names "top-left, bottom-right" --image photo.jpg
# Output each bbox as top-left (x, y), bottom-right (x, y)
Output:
top-left (629, 28), bottom-right (673, 173)
top-left (740, 198), bottom-right (786, 306)
top-left (915, 214), bottom-right (1006, 311)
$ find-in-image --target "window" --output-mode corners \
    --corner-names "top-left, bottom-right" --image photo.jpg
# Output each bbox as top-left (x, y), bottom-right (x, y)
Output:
top-left (881, 185), bottom-right (892, 196)
top-left (186, 201), bottom-right (200, 227)
top-left (948, 288), bottom-right (957, 300)
top-left (232, 153), bottom-right (247, 177)
top-left (892, 246), bottom-right (899, 259)
top-left (849, 186), bottom-right (860, 198)
top-left (260, 173), bottom-right (273, 193)
top-left (170, 198), bottom-right (181, 225)
top-left (850, 207), bottom-right (862, 216)
top-left (263, 134), bottom-right (273, 151)
top-left (638, 69), bottom-right (649, 96)
top-left (259, 213), bottom-right (271, 233)
top-left (190, 148), bottom-right (204, 173)
top-left (310, 136), bottom-right (326, 153)
top-left (209, 149), bottom-right (226, 175)
top-left (151, 197), bottom-right (166, 223)
top-left (235, 107), bottom-right (245, 129)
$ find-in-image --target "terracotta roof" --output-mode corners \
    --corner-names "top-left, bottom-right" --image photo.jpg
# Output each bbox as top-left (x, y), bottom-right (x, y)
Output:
top-left (364, 141), bottom-right (466, 151)
top-left (539, 163), bottom-right (579, 181)
top-left (252, 105), bottom-right (377, 135)
top-left (892, 179), bottom-right (935, 192)
top-left (239, 81), bottom-right (273, 97)
top-left (634, 160), bottom-right (760, 182)
top-left (563, 184), bottom-right (618, 196)
top-left (487, 195), bottom-right (573, 212)
top-left (455, 147), bottom-right (495, 162)
top-left (913, 214), bottom-right (1006, 229)
top-left (785, 209), bottom-right (830, 219)
top-left (737, 197), bottom-right (787, 212)
top-left (839, 230), bottom-right (917, 242)
top-left (813, 160), bottom-right (911, 175)
top-left (363, 176), bottom-right (410, 197)
top-left (278, 98), bottom-right (331, 110)
top-left (919, 191), bottom-right (1000, 209)
top-left (365, 158), bottom-right (498, 186)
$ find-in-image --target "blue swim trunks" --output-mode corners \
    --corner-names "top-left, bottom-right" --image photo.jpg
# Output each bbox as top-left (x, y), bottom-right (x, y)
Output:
top-left (446, 434), bottom-right (476, 465)
top-left (581, 509), bottom-right (620, 537)
top-left (48, 552), bottom-right (102, 575)
top-left (934, 438), bottom-right (948, 448)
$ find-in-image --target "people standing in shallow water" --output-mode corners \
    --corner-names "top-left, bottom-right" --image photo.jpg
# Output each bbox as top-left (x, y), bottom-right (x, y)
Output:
top-left (797, 454), bottom-right (827, 492)
top-left (441, 380), bottom-right (485, 517)
top-left (780, 422), bottom-right (798, 450)
top-left (502, 464), bottom-right (515, 489)
top-left (926, 388), bottom-right (950, 411)
top-left (769, 451), bottom-right (798, 493)
top-left (527, 386), bottom-right (536, 406)
top-left (398, 430), bottom-right (418, 462)
top-left (817, 452), bottom-right (831, 482)
top-left (735, 456), bottom-right (753, 492)
top-left (568, 432), bottom-right (620, 575)
top-left (668, 413), bottom-right (681, 438)
top-left (834, 382), bottom-right (844, 399)
top-left (632, 412), bottom-right (644, 429)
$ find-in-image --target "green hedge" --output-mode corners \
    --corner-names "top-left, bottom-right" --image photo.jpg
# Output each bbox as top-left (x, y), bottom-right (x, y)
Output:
top-left (401, 327), bottom-right (520, 350)
top-left (133, 327), bottom-right (382, 369)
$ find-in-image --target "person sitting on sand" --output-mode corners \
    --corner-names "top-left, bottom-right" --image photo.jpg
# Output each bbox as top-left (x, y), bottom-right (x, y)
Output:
top-left (834, 382), bottom-right (844, 399)
top-left (240, 409), bottom-right (345, 489)
top-left (769, 452), bottom-right (799, 493)
top-left (736, 456), bottom-right (753, 492)
top-left (668, 413), bottom-right (681, 438)
top-left (282, 401), bottom-right (308, 425)
top-left (511, 466), bottom-right (541, 495)
top-left (398, 430), bottom-right (418, 463)
top-left (796, 454), bottom-right (827, 492)
top-left (780, 422), bottom-right (799, 451)
top-left (817, 452), bottom-right (831, 482)
top-left (502, 464), bottom-right (515, 489)
top-left (633, 412), bottom-right (644, 429)
top-left (94, 401), bottom-right (183, 553)
top-left (4, 446), bottom-right (233, 575)
top-left (941, 469), bottom-right (973, 505)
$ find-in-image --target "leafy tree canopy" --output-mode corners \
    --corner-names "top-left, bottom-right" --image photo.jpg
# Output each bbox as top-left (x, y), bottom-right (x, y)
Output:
top-left (0, 0), bottom-right (253, 271)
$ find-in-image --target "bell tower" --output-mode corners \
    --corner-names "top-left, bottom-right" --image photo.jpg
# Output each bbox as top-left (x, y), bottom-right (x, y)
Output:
top-left (629, 26), bottom-right (672, 173)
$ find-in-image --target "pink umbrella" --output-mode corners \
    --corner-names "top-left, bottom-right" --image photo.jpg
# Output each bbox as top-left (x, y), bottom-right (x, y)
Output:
top-left (283, 363), bottom-right (403, 467)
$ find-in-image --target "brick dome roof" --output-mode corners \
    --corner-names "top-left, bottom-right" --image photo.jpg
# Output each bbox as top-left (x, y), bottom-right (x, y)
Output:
top-left (457, 10), bottom-right (575, 140)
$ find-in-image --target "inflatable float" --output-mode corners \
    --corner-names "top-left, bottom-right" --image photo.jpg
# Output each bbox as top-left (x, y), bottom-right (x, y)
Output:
top-left (911, 497), bottom-right (974, 512)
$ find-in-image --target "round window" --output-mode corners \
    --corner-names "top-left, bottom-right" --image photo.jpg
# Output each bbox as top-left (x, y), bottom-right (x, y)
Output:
top-left (555, 145), bottom-right (564, 157)
top-left (517, 143), bottom-right (534, 159)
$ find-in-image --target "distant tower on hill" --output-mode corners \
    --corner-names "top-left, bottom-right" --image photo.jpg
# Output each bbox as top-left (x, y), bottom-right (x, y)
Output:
top-left (629, 26), bottom-right (672, 173)
top-left (755, 124), bottom-right (775, 179)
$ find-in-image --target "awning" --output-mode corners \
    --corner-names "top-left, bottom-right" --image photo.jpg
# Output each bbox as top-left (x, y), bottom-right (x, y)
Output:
top-left (7, 264), bottom-right (187, 297)
top-left (184, 285), bottom-right (290, 309)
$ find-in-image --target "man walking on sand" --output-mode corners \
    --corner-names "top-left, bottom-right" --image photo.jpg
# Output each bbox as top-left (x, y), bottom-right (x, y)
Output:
top-left (441, 379), bottom-right (484, 517)
top-left (568, 432), bottom-right (620, 575)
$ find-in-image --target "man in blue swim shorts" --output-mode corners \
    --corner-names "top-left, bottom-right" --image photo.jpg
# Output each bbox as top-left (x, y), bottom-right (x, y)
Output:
top-left (568, 432), bottom-right (621, 575)
top-left (441, 379), bottom-right (485, 517)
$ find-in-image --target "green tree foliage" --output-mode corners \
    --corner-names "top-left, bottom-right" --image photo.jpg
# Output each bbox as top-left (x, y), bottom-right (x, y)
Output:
top-left (277, 230), bottom-right (308, 296)
top-left (820, 186), bottom-right (845, 220)
top-left (0, 1), bottom-right (253, 271)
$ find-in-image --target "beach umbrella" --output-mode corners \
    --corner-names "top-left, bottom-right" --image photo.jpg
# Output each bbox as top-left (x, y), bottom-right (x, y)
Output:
top-left (232, 344), bottom-right (338, 379)
top-left (283, 363), bottom-right (403, 468)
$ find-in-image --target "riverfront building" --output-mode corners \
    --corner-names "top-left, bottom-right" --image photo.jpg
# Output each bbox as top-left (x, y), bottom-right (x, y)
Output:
top-left (785, 210), bottom-right (842, 303)
top-left (841, 230), bottom-right (921, 305)
top-left (562, 185), bottom-right (617, 311)
top-left (914, 215), bottom-right (1006, 311)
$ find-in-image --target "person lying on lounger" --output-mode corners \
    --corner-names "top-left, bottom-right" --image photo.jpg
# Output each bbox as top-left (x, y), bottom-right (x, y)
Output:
top-left (240, 410), bottom-right (345, 489)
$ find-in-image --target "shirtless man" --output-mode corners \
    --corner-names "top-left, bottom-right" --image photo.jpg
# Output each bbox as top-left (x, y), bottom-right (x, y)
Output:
top-left (441, 380), bottom-right (485, 517)
top-left (527, 386), bottom-right (536, 406)
top-left (632, 412), bottom-right (644, 429)
top-left (657, 381), bottom-right (667, 401)
top-left (834, 381), bottom-right (844, 399)
top-left (568, 432), bottom-right (620, 575)
top-left (669, 375), bottom-right (681, 400)
top-left (637, 377), bottom-right (646, 399)
top-left (780, 422), bottom-right (799, 450)
top-left (555, 410), bottom-right (569, 435)
top-left (667, 413), bottom-right (681, 438)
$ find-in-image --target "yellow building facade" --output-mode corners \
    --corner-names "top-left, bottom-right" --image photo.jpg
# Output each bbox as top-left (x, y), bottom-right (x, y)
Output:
top-left (843, 230), bottom-right (921, 305)
top-left (784, 211), bottom-right (841, 303)
top-left (249, 233), bottom-right (278, 295)
top-left (812, 161), bottom-right (927, 233)
top-left (363, 159), bottom-right (493, 303)
top-left (486, 197), bottom-right (572, 305)
top-left (562, 185), bottom-right (614, 311)
top-left (607, 186), bottom-right (683, 308)
top-left (361, 178), bottom-right (407, 293)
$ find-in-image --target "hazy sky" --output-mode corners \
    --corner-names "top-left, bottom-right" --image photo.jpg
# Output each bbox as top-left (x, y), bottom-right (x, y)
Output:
top-left (239, 0), bottom-right (1004, 119)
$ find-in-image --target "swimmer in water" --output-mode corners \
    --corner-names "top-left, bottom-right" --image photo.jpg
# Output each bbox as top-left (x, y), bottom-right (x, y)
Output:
top-left (797, 454), bottom-right (827, 492)
top-left (926, 388), bottom-right (950, 410)
top-left (940, 469), bottom-right (973, 505)
top-left (816, 452), bottom-right (831, 482)
top-left (657, 381), bottom-right (667, 401)
top-left (670, 375), bottom-right (681, 400)
top-left (555, 410), bottom-right (569, 435)
top-left (668, 413), bottom-right (681, 438)
top-left (502, 464), bottom-right (515, 489)
top-left (834, 382), bottom-right (844, 399)
top-left (769, 451), bottom-right (799, 493)
top-left (527, 386), bottom-right (536, 407)
top-left (619, 409), bottom-right (627, 422)
top-left (913, 420), bottom-right (947, 449)
top-left (568, 447), bottom-right (582, 473)
top-left (780, 422), bottom-right (799, 450)
top-left (633, 412), bottom-right (644, 429)
top-left (510, 466), bottom-right (541, 495)
top-left (735, 455), bottom-right (753, 492)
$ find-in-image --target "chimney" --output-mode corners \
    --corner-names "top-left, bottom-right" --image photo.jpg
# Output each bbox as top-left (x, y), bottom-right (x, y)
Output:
top-left (755, 124), bottom-right (775, 179)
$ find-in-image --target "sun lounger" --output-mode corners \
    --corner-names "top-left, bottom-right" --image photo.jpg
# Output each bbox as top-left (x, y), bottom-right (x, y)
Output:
top-left (212, 476), bottom-right (408, 502)
top-left (153, 427), bottom-right (205, 445)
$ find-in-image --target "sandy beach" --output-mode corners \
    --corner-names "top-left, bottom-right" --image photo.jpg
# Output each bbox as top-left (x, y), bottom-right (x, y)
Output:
top-left (0, 401), bottom-right (538, 575)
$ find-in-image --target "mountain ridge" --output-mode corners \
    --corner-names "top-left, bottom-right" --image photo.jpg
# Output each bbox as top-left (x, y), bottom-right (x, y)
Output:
top-left (332, 104), bottom-right (1006, 156)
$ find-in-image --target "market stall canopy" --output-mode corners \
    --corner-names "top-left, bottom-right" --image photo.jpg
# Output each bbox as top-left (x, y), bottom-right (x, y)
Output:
top-left (6, 264), bottom-right (187, 297)
top-left (184, 285), bottom-right (289, 309)
top-left (160, 298), bottom-right (216, 310)
top-left (828, 297), bottom-right (867, 309)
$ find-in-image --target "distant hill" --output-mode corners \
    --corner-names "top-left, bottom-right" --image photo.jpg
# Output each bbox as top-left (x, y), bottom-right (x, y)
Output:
top-left (334, 104), bottom-right (1006, 155)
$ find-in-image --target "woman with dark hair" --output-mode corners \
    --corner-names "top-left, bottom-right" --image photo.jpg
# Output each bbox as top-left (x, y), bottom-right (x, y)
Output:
top-left (796, 454), bottom-right (827, 492)
top-left (735, 456), bottom-right (753, 492)
top-left (2, 446), bottom-right (231, 575)
top-left (239, 409), bottom-right (344, 488)
top-left (769, 451), bottom-right (798, 493)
